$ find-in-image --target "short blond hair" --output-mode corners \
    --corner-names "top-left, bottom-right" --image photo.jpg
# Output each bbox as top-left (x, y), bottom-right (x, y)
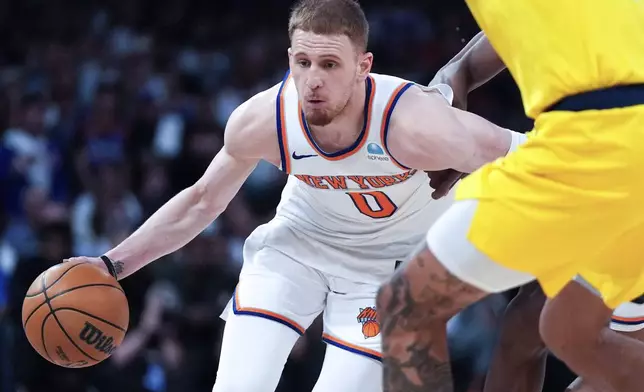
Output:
top-left (288, 0), bottom-right (369, 52)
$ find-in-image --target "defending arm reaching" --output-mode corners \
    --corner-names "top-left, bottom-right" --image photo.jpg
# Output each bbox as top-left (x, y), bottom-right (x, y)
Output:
top-left (65, 86), bottom-right (281, 279)
top-left (429, 32), bottom-right (505, 109)
top-left (423, 31), bottom-right (508, 197)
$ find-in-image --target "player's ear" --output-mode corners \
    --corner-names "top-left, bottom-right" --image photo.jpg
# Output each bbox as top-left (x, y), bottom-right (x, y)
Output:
top-left (358, 52), bottom-right (373, 79)
top-left (287, 47), bottom-right (294, 69)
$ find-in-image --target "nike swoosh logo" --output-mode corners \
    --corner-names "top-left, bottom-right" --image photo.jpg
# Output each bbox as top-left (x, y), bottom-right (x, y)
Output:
top-left (292, 151), bottom-right (317, 160)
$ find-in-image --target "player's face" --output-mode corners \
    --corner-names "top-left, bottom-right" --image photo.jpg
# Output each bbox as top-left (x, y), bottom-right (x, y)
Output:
top-left (289, 29), bottom-right (372, 126)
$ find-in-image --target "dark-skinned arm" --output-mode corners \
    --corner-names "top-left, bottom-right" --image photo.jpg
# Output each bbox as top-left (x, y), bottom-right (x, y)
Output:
top-left (429, 32), bottom-right (506, 110)
top-left (425, 32), bottom-right (507, 199)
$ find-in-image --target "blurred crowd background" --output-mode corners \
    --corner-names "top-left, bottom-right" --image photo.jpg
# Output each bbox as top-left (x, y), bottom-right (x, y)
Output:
top-left (0, 0), bottom-right (575, 391)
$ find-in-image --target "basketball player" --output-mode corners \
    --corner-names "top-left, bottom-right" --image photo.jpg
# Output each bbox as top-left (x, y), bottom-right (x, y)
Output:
top-left (429, 31), bottom-right (644, 392)
top-left (377, 0), bottom-right (644, 391)
top-left (63, 1), bottom-right (526, 391)
top-left (434, 30), bottom-right (644, 392)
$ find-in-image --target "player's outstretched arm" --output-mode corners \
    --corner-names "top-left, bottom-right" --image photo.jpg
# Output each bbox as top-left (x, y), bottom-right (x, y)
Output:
top-left (387, 86), bottom-right (525, 174)
top-left (429, 32), bottom-right (505, 109)
top-left (64, 88), bottom-right (280, 279)
top-left (101, 148), bottom-right (257, 279)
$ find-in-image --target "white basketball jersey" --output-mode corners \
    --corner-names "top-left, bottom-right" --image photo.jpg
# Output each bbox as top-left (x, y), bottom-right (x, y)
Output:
top-left (261, 71), bottom-right (455, 284)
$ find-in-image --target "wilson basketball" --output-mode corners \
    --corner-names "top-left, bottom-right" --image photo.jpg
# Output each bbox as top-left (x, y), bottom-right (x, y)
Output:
top-left (21, 261), bottom-right (129, 368)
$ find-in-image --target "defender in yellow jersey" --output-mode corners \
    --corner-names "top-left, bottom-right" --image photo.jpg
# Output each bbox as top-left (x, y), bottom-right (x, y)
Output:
top-left (378, 1), bottom-right (644, 392)
top-left (458, 0), bottom-right (644, 306)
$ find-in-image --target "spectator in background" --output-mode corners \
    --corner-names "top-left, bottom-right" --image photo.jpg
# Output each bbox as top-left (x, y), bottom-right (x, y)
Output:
top-left (168, 233), bottom-right (237, 391)
top-left (109, 281), bottom-right (185, 392)
top-left (0, 207), bottom-right (17, 315)
top-left (71, 162), bottom-right (142, 256)
top-left (3, 92), bottom-right (68, 257)
top-left (0, 206), bottom-right (17, 392)
top-left (169, 96), bottom-right (223, 191)
top-left (74, 84), bottom-right (128, 192)
top-left (138, 160), bottom-right (173, 218)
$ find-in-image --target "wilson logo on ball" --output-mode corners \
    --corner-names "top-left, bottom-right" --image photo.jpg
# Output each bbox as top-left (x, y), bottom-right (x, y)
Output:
top-left (78, 321), bottom-right (117, 355)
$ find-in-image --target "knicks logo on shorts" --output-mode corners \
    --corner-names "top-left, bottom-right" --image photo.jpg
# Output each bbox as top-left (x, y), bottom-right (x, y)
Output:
top-left (357, 306), bottom-right (380, 339)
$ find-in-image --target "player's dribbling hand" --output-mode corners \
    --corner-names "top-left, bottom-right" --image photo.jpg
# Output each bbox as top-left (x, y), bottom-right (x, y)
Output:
top-left (62, 256), bottom-right (112, 277)
top-left (425, 169), bottom-right (467, 199)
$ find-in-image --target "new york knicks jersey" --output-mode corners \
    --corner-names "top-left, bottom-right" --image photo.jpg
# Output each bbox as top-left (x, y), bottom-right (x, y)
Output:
top-left (258, 71), bottom-right (455, 283)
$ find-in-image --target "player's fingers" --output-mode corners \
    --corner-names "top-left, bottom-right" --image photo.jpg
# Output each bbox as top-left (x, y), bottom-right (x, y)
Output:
top-left (432, 170), bottom-right (466, 199)
top-left (427, 170), bottom-right (456, 199)
top-left (431, 187), bottom-right (450, 199)
top-left (426, 170), bottom-right (450, 190)
top-left (432, 186), bottom-right (451, 199)
top-left (62, 256), bottom-right (88, 263)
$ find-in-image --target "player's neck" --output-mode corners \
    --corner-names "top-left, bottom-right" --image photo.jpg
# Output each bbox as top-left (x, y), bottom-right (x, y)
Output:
top-left (307, 80), bottom-right (367, 153)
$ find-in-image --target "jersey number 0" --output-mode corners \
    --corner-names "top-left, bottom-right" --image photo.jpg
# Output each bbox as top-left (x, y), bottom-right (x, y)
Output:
top-left (347, 191), bottom-right (398, 219)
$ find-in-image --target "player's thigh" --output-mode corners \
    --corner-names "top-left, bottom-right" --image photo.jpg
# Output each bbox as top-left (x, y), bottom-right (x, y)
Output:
top-left (565, 304), bottom-right (644, 392)
top-left (317, 282), bottom-right (382, 391)
top-left (322, 283), bottom-right (382, 362)
top-left (312, 344), bottom-right (382, 392)
top-left (215, 245), bottom-right (327, 391)
top-left (425, 199), bottom-right (536, 295)
top-left (539, 278), bottom-right (613, 348)
top-left (565, 277), bottom-right (644, 334)
top-left (213, 312), bottom-right (301, 392)
top-left (221, 245), bottom-right (328, 335)
top-left (540, 277), bottom-right (644, 347)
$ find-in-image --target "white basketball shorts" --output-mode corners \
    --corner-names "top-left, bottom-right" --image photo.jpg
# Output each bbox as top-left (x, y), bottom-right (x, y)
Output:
top-left (610, 296), bottom-right (644, 332)
top-left (220, 222), bottom-right (388, 362)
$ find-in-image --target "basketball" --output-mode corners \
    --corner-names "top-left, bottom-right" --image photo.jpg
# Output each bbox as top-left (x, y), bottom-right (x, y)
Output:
top-left (21, 261), bottom-right (129, 368)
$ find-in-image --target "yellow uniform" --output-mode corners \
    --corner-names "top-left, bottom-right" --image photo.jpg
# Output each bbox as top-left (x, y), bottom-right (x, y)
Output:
top-left (456, 0), bottom-right (644, 308)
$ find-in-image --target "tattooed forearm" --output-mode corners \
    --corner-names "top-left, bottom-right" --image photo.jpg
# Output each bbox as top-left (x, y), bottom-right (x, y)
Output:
top-left (378, 247), bottom-right (484, 392)
top-left (112, 260), bottom-right (125, 277)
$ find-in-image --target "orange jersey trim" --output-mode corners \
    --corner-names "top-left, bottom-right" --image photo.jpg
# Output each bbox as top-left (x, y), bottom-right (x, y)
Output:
top-left (380, 82), bottom-right (415, 170)
top-left (611, 315), bottom-right (644, 324)
top-left (322, 333), bottom-right (382, 362)
top-left (232, 287), bottom-right (305, 335)
top-left (276, 71), bottom-right (292, 173)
